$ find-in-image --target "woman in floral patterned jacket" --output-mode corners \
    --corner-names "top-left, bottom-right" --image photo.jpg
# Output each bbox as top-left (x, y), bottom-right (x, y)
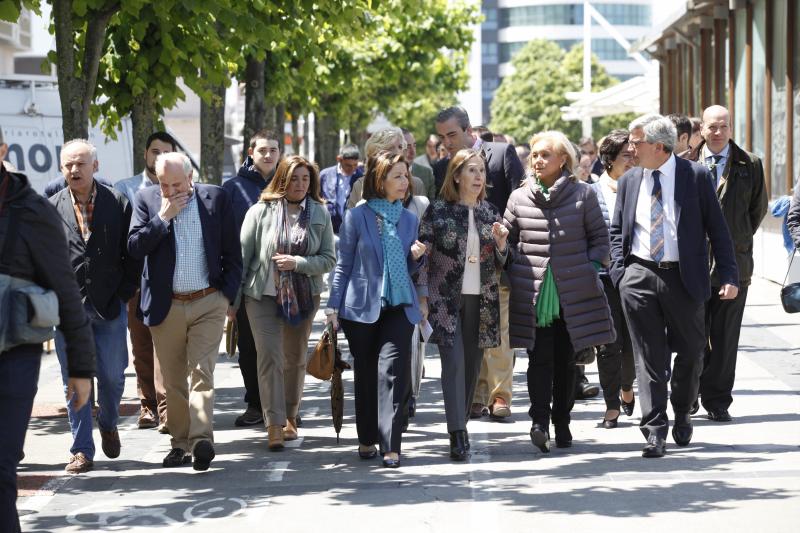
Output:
top-left (418, 149), bottom-right (509, 461)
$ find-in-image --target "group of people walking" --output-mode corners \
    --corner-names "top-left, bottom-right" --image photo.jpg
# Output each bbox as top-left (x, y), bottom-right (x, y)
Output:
top-left (1, 96), bottom-right (791, 530)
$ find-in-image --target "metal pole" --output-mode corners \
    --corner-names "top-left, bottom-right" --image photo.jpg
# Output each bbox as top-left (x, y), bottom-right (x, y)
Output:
top-left (582, 0), bottom-right (592, 138)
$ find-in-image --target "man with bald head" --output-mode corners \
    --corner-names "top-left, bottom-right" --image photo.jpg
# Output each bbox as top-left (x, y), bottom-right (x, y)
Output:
top-left (49, 139), bottom-right (140, 473)
top-left (693, 105), bottom-right (767, 422)
top-left (128, 152), bottom-right (241, 471)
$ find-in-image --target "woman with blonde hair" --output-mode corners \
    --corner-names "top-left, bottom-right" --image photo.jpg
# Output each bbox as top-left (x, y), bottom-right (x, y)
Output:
top-left (327, 151), bottom-right (426, 468)
top-left (504, 130), bottom-right (614, 452)
top-left (347, 128), bottom-right (426, 209)
top-left (418, 148), bottom-right (508, 461)
top-left (239, 155), bottom-right (336, 450)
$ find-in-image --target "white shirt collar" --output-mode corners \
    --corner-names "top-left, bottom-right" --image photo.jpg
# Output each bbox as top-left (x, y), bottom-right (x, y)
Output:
top-left (648, 152), bottom-right (676, 179)
top-left (702, 142), bottom-right (730, 160)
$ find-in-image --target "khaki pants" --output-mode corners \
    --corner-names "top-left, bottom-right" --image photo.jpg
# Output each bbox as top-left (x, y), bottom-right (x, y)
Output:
top-left (150, 291), bottom-right (227, 452)
top-left (246, 294), bottom-right (320, 427)
top-left (473, 282), bottom-right (514, 405)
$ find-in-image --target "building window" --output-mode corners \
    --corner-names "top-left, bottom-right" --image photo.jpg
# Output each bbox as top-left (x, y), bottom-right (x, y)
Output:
top-left (499, 38), bottom-right (630, 64)
top-left (483, 7), bottom-right (497, 30)
top-left (499, 3), bottom-right (651, 28)
top-left (482, 42), bottom-right (498, 64)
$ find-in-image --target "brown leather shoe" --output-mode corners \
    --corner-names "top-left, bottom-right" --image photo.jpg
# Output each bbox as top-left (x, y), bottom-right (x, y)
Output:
top-left (100, 428), bottom-right (121, 458)
top-left (469, 403), bottom-right (487, 419)
top-left (137, 407), bottom-right (158, 429)
top-left (268, 425), bottom-right (284, 451)
top-left (65, 452), bottom-right (93, 474)
top-left (283, 418), bottom-right (298, 441)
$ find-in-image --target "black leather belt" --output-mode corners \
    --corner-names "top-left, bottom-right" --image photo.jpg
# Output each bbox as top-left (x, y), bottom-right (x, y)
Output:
top-left (629, 256), bottom-right (679, 270)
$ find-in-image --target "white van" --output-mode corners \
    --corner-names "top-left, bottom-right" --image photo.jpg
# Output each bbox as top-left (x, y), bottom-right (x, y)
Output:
top-left (0, 75), bottom-right (134, 194)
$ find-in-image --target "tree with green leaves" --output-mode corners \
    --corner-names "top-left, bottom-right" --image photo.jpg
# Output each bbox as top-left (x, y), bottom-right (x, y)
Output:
top-left (490, 40), bottom-right (635, 144)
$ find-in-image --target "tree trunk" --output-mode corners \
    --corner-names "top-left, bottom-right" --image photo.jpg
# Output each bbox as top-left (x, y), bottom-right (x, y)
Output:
top-left (242, 55), bottom-right (266, 160)
top-left (314, 113), bottom-right (339, 169)
top-left (53, 0), bottom-right (119, 141)
top-left (290, 104), bottom-right (300, 155)
top-left (200, 81), bottom-right (226, 185)
top-left (131, 93), bottom-right (157, 175)
top-left (275, 103), bottom-right (286, 153)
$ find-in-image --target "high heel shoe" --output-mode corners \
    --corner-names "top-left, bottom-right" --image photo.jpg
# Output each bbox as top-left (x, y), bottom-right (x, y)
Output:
top-left (382, 453), bottom-right (401, 468)
top-left (621, 395), bottom-right (635, 416)
top-left (602, 414), bottom-right (619, 429)
top-left (358, 444), bottom-right (378, 459)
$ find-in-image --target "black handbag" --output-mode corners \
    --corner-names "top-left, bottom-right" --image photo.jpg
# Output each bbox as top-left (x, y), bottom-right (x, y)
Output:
top-left (780, 253), bottom-right (800, 313)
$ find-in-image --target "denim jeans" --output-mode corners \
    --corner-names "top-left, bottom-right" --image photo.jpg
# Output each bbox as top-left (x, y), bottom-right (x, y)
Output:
top-left (0, 345), bottom-right (41, 533)
top-left (55, 300), bottom-right (129, 459)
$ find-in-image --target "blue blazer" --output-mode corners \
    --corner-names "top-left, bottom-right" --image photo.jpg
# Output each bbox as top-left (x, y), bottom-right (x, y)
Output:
top-left (328, 203), bottom-right (422, 325)
top-left (127, 183), bottom-right (242, 326)
top-left (609, 156), bottom-right (738, 303)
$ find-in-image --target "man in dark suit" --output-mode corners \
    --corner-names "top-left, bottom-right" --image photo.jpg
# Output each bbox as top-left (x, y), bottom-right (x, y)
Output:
top-left (433, 106), bottom-right (524, 420)
top-left (50, 139), bottom-right (140, 474)
top-left (692, 105), bottom-right (768, 422)
top-left (128, 152), bottom-right (241, 471)
top-left (609, 114), bottom-right (739, 458)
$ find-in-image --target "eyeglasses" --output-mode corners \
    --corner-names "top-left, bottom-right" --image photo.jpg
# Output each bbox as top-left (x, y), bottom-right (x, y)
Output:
top-left (629, 140), bottom-right (649, 147)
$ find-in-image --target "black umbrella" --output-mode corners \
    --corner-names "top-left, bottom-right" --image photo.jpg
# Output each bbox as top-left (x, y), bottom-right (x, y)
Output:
top-left (329, 328), bottom-right (350, 443)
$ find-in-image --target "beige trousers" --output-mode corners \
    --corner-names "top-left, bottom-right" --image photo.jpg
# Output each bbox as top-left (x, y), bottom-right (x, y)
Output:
top-left (150, 291), bottom-right (227, 452)
top-left (246, 294), bottom-right (320, 427)
top-left (473, 281), bottom-right (514, 405)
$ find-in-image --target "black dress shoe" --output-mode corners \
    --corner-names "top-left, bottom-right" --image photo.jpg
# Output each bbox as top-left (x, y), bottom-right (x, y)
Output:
top-left (530, 424), bottom-right (550, 453)
top-left (449, 431), bottom-right (468, 461)
top-left (642, 435), bottom-right (666, 458)
top-left (672, 414), bottom-right (693, 447)
top-left (464, 429), bottom-right (470, 451)
top-left (575, 383), bottom-right (600, 400)
top-left (554, 424), bottom-right (572, 448)
top-left (162, 448), bottom-right (192, 468)
top-left (234, 406), bottom-right (263, 427)
top-left (689, 400), bottom-right (700, 415)
top-left (621, 396), bottom-right (635, 416)
top-left (707, 409), bottom-right (732, 422)
top-left (192, 440), bottom-right (215, 471)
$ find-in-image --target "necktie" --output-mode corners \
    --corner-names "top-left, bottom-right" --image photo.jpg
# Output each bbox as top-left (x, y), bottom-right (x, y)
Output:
top-left (650, 169), bottom-right (664, 263)
top-left (708, 155), bottom-right (723, 187)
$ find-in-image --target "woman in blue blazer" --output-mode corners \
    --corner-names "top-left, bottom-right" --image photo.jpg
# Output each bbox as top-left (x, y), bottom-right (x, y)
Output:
top-left (326, 151), bottom-right (426, 468)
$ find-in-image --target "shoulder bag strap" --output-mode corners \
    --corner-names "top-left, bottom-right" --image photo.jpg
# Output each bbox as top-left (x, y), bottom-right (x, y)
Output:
top-left (783, 252), bottom-right (797, 288)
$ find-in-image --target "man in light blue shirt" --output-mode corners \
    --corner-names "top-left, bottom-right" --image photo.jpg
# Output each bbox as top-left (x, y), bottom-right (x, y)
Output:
top-left (114, 131), bottom-right (176, 432)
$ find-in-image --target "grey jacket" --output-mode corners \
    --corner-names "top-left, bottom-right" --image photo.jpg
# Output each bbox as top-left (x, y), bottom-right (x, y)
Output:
top-left (239, 198), bottom-right (336, 302)
top-left (504, 174), bottom-right (615, 351)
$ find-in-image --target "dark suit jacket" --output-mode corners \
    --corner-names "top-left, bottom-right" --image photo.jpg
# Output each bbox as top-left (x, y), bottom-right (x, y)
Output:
top-left (127, 183), bottom-right (242, 326)
top-left (433, 142), bottom-right (524, 213)
top-left (609, 155), bottom-right (738, 303)
top-left (692, 140), bottom-right (768, 286)
top-left (788, 180), bottom-right (800, 250)
top-left (49, 182), bottom-right (140, 320)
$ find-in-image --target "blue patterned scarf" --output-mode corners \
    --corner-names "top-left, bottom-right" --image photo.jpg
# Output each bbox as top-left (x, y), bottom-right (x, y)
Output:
top-left (367, 198), bottom-right (414, 307)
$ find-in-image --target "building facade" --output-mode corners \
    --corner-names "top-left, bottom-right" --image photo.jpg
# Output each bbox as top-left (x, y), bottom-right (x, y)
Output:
top-left (464, 0), bottom-right (653, 125)
top-left (642, 0), bottom-right (800, 282)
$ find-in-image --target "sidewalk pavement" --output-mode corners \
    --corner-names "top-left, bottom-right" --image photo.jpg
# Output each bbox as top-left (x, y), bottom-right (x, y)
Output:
top-left (15, 277), bottom-right (800, 532)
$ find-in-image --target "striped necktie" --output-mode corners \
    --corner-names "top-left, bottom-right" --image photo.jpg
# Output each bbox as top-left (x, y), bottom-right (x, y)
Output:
top-left (707, 154), bottom-right (723, 187)
top-left (650, 169), bottom-right (665, 263)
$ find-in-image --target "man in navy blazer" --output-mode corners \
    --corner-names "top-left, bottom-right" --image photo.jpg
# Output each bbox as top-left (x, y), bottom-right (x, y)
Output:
top-left (609, 114), bottom-right (738, 458)
top-left (128, 152), bottom-right (241, 471)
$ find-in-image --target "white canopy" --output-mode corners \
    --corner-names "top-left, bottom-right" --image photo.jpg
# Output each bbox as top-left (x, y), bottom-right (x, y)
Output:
top-left (561, 73), bottom-right (660, 121)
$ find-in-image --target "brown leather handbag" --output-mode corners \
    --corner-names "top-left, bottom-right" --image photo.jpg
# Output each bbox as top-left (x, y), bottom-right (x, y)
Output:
top-left (307, 322), bottom-right (336, 381)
